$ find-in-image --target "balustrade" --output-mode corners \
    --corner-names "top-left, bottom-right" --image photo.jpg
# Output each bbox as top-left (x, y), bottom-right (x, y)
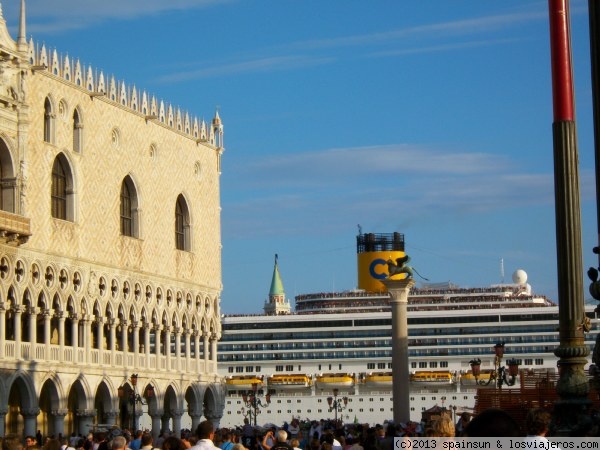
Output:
top-left (0, 327), bottom-right (209, 377)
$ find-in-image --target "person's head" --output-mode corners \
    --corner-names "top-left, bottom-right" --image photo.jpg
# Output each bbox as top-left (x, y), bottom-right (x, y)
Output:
top-left (274, 431), bottom-right (287, 444)
top-left (110, 437), bottom-right (126, 450)
top-left (222, 431), bottom-right (233, 442)
top-left (431, 413), bottom-right (455, 438)
top-left (4, 435), bottom-right (23, 450)
top-left (290, 439), bottom-right (299, 448)
top-left (464, 408), bottom-right (522, 437)
top-left (141, 433), bottom-right (153, 448)
top-left (25, 438), bottom-right (37, 448)
top-left (231, 445), bottom-right (245, 450)
top-left (196, 420), bottom-right (215, 440)
top-left (525, 408), bottom-right (552, 436)
top-left (161, 437), bottom-right (187, 450)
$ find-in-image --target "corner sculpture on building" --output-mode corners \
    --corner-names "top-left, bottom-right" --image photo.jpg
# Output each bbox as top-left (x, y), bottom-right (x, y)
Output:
top-left (0, 0), bottom-right (226, 438)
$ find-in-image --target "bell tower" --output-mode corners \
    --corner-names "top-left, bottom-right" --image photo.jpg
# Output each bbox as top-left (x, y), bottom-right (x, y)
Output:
top-left (263, 254), bottom-right (291, 315)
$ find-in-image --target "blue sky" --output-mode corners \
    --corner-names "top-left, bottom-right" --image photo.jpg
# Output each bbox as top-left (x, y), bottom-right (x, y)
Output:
top-left (4, 0), bottom-right (597, 314)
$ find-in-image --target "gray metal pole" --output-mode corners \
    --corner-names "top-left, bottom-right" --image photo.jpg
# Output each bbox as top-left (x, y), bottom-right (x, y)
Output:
top-left (548, 0), bottom-right (591, 435)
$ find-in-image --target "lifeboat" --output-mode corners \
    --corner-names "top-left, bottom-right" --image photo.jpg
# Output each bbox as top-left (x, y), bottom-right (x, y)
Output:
top-left (224, 375), bottom-right (264, 390)
top-left (267, 374), bottom-right (312, 389)
top-left (460, 370), bottom-right (493, 385)
top-left (410, 371), bottom-right (454, 385)
top-left (363, 371), bottom-right (393, 388)
top-left (316, 373), bottom-right (354, 389)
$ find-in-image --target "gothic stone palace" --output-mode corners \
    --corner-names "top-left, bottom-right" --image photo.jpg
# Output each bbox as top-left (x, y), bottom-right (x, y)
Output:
top-left (0, 0), bottom-right (226, 439)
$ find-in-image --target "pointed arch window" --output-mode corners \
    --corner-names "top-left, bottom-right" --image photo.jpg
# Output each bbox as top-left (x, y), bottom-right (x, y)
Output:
top-left (51, 154), bottom-right (74, 221)
top-left (44, 97), bottom-right (55, 144)
top-left (0, 139), bottom-right (15, 213)
top-left (175, 194), bottom-right (190, 251)
top-left (120, 176), bottom-right (139, 238)
top-left (73, 108), bottom-right (83, 153)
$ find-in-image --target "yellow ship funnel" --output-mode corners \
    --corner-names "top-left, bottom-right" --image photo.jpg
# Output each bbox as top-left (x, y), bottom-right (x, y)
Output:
top-left (356, 232), bottom-right (406, 292)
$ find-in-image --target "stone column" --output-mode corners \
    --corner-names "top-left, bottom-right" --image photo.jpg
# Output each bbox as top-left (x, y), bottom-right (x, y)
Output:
top-left (210, 334), bottom-right (218, 368)
top-left (194, 332), bottom-right (200, 370)
top-left (14, 306), bottom-right (22, 359)
top-left (202, 332), bottom-right (209, 370)
top-left (150, 412), bottom-right (163, 442)
top-left (43, 309), bottom-right (51, 360)
top-left (171, 410), bottom-right (183, 438)
top-left (190, 413), bottom-right (202, 434)
top-left (184, 330), bottom-right (191, 371)
top-left (144, 324), bottom-right (151, 369)
top-left (165, 326), bottom-right (172, 371)
top-left (381, 278), bottom-right (415, 425)
top-left (51, 409), bottom-right (67, 438)
top-left (0, 304), bottom-right (5, 358)
top-left (121, 319), bottom-right (128, 364)
top-left (204, 409), bottom-right (222, 430)
top-left (76, 409), bottom-right (96, 436)
top-left (71, 314), bottom-right (80, 362)
top-left (104, 411), bottom-right (119, 427)
top-left (132, 321), bottom-right (140, 369)
top-left (58, 312), bottom-right (65, 362)
top-left (0, 409), bottom-right (6, 437)
top-left (155, 326), bottom-right (162, 370)
top-left (28, 306), bottom-right (37, 353)
top-left (161, 413), bottom-right (171, 434)
top-left (22, 407), bottom-right (40, 437)
top-left (109, 318), bottom-right (116, 365)
top-left (174, 328), bottom-right (181, 371)
top-left (82, 315), bottom-right (92, 364)
top-left (97, 316), bottom-right (105, 363)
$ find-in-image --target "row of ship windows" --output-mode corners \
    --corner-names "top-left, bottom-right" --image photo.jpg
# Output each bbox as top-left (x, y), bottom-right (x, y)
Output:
top-left (220, 335), bottom-right (562, 354)
top-left (221, 324), bottom-right (561, 342)
top-left (218, 344), bottom-right (578, 362)
top-left (223, 313), bottom-right (571, 331)
top-left (226, 359), bottom-right (545, 374)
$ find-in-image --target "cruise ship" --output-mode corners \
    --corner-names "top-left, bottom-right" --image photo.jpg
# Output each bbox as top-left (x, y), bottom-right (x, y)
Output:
top-left (217, 232), bottom-right (599, 428)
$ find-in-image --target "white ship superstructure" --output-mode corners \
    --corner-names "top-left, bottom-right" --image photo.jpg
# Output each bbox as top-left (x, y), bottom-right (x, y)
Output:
top-left (217, 233), bottom-right (599, 428)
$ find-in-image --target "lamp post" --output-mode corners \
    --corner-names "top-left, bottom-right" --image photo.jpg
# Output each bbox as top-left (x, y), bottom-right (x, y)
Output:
top-left (241, 383), bottom-right (271, 427)
top-left (469, 343), bottom-right (520, 388)
top-left (326, 388), bottom-right (348, 426)
top-left (118, 373), bottom-right (154, 431)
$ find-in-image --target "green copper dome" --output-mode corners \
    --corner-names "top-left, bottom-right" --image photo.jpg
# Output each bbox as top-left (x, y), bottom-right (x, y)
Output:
top-left (269, 254), bottom-right (285, 297)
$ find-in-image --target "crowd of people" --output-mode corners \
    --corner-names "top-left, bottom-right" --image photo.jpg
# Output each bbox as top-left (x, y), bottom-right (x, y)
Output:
top-left (0, 407), bottom-right (561, 450)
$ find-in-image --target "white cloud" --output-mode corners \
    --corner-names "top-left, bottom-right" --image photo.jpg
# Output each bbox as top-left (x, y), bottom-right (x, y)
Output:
top-left (222, 143), bottom-right (563, 240)
top-left (3, 0), bottom-right (230, 32)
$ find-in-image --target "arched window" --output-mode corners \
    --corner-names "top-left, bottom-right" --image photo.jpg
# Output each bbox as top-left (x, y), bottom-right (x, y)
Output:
top-left (120, 176), bottom-right (139, 238)
top-left (51, 154), bottom-right (74, 221)
top-left (175, 194), bottom-right (190, 251)
top-left (44, 97), bottom-right (54, 144)
top-left (0, 138), bottom-right (15, 213)
top-left (73, 108), bottom-right (83, 153)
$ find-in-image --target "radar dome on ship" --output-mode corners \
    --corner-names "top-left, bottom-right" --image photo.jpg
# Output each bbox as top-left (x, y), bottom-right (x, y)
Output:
top-left (512, 269), bottom-right (527, 285)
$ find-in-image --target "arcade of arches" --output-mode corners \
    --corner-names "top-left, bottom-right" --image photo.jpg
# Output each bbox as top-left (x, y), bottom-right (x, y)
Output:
top-left (0, 253), bottom-right (226, 439)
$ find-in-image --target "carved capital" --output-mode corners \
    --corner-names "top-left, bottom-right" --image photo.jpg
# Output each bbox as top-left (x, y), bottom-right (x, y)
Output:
top-left (51, 409), bottom-right (68, 417)
top-left (170, 409), bottom-right (184, 418)
top-left (22, 408), bottom-right (40, 417)
top-left (76, 409), bottom-right (97, 418)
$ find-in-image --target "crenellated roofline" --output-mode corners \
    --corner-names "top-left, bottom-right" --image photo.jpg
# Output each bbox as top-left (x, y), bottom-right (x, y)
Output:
top-left (0, 0), bottom-right (223, 148)
top-left (26, 38), bottom-right (223, 146)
